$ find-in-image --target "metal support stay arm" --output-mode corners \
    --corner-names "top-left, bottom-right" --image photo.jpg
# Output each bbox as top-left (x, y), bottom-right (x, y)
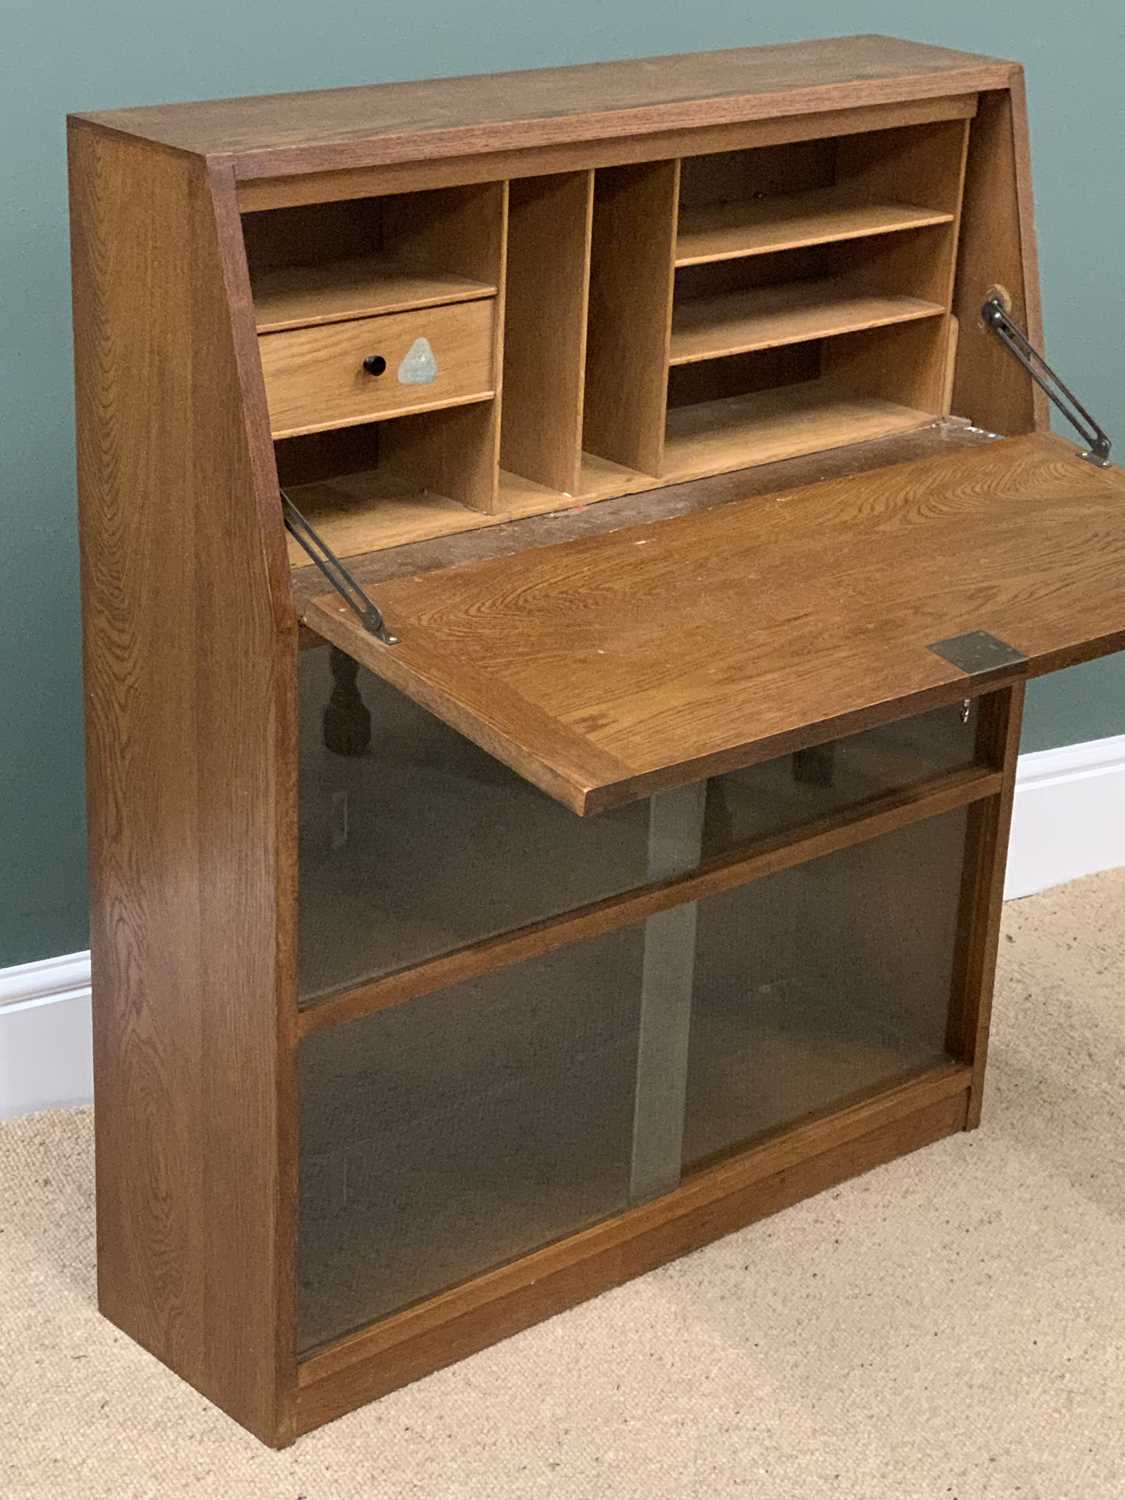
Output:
top-left (982, 298), bottom-right (1112, 468)
top-left (281, 492), bottom-right (398, 645)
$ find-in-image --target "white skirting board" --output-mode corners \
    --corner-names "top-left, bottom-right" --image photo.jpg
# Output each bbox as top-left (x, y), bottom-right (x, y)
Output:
top-left (0, 952), bottom-right (94, 1121)
top-left (2, 736), bottom-right (1123, 1118)
top-left (1003, 734), bottom-right (1125, 899)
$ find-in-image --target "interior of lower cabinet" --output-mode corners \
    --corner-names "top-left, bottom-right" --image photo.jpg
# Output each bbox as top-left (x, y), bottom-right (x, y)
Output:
top-left (244, 114), bottom-right (975, 568)
top-left (297, 774), bottom-right (970, 1353)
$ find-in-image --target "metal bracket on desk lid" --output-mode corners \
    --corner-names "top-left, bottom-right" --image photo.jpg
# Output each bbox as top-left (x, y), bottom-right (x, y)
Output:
top-left (929, 630), bottom-right (1027, 682)
top-left (281, 492), bottom-right (398, 646)
top-left (929, 631), bottom-right (1028, 723)
top-left (981, 297), bottom-right (1113, 468)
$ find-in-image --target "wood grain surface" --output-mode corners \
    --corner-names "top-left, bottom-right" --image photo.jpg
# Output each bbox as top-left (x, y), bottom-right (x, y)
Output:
top-left (234, 95), bottom-right (979, 213)
top-left (259, 298), bottom-right (495, 437)
top-left (74, 37), bottom-right (1010, 181)
top-left (305, 433), bottom-right (1125, 815)
top-left (285, 423), bottom-right (992, 597)
top-left (252, 256), bottom-right (496, 332)
top-left (676, 190), bottom-right (954, 265)
top-left (662, 380), bottom-right (933, 481)
top-left (951, 76), bottom-right (1046, 436)
top-left (500, 171), bottom-right (593, 492)
top-left (282, 467), bottom-right (496, 565)
top-left (582, 160), bottom-right (679, 475)
top-left (947, 683), bottom-right (1026, 1128)
top-left (70, 126), bottom-right (297, 1445)
top-left (289, 422), bottom-right (993, 614)
top-left (668, 281), bottom-right (945, 365)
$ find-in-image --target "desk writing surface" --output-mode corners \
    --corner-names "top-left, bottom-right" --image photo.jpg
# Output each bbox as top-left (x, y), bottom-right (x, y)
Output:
top-left (305, 433), bottom-right (1125, 814)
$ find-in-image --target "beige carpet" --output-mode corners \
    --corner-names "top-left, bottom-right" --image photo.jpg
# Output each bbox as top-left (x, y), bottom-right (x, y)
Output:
top-left (2, 871), bottom-right (1123, 1500)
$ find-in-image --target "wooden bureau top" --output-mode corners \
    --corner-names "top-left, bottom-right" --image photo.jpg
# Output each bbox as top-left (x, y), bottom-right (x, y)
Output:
top-left (71, 36), bottom-right (1014, 179)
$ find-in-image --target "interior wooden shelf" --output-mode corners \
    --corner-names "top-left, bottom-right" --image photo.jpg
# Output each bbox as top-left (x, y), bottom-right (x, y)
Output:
top-left (662, 379), bottom-right (935, 482)
top-left (253, 254), bottom-right (497, 333)
top-left (668, 281), bottom-right (945, 366)
top-left (498, 454), bottom-right (659, 517)
top-left (284, 468), bottom-right (494, 567)
top-left (288, 454), bottom-right (666, 568)
top-left (675, 190), bottom-right (954, 266)
top-left (287, 390), bottom-right (937, 570)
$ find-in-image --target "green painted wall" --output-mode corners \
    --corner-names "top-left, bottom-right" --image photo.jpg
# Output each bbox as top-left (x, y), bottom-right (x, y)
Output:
top-left (1, 3), bottom-right (1123, 965)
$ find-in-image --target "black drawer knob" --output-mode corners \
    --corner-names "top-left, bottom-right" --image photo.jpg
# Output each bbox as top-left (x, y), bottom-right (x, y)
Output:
top-left (362, 355), bottom-right (387, 377)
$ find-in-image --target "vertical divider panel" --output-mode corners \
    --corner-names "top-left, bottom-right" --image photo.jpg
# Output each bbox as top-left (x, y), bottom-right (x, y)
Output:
top-left (500, 171), bottom-right (594, 494)
top-left (583, 159), bottom-right (680, 479)
top-left (379, 181), bottom-right (509, 512)
top-left (486, 184), bottom-right (511, 504)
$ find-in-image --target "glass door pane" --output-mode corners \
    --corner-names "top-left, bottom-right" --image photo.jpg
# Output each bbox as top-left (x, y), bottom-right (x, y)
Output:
top-left (298, 651), bottom-right (656, 1001)
top-left (684, 808), bottom-right (967, 1168)
top-left (299, 801), bottom-right (971, 1349)
top-left (299, 926), bottom-right (645, 1351)
top-left (298, 645), bottom-right (980, 1002)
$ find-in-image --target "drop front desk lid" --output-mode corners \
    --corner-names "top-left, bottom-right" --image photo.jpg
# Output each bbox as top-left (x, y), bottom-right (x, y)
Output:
top-left (304, 433), bottom-right (1125, 815)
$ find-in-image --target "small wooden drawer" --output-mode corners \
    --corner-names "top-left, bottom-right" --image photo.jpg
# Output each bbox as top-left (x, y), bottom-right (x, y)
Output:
top-left (259, 298), bottom-right (496, 438)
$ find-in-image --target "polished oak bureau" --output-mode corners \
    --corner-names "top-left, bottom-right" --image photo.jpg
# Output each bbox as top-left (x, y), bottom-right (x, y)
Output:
top-left (69, 35), bottom-right (1125, 1445)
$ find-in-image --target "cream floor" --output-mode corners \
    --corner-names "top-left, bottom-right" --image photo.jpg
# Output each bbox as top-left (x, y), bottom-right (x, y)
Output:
top-left (1, 869), bottom-right (1123, 1499)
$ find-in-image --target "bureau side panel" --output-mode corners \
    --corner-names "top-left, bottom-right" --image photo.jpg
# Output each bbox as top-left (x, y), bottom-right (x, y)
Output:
top-left (69, 125), bottom-right (297, 1445)
top-left (951, 77), bottom-right (1047, 434)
